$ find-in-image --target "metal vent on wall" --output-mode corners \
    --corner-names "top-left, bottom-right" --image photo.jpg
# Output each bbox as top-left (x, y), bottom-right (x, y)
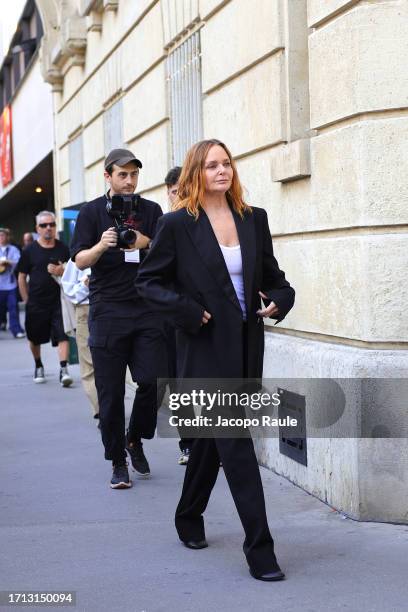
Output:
top-left (278, 388), bottom-right (307, 466)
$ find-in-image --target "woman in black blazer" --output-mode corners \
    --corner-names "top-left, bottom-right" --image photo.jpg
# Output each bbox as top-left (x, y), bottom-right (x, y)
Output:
top-left (136, 139), bottom-right (295, 581)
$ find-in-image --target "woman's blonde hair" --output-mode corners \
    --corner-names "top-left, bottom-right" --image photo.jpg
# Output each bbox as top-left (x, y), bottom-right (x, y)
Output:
top-left (172, 139), bottom-right (251, 218)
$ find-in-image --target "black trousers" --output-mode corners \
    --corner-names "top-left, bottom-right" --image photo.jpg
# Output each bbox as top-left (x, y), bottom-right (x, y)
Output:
top-left (175, 437), bottom-right (278, 573)
top-left (127, 383), bottom-right (158, 442)
top-left (89, 314), bottom-right (166, 464)
top-left (175, 322), bottom-right (279, 574)
top-left (157, 322), bottom-right (194, 451)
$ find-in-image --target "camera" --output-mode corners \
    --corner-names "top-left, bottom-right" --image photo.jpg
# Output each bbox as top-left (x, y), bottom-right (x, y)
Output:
top-left (106, 194), bottom-right (141, 248)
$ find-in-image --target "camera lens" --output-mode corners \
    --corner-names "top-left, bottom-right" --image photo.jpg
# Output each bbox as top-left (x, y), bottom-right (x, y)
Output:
top-left (120, 228), bottom-right (136, 245)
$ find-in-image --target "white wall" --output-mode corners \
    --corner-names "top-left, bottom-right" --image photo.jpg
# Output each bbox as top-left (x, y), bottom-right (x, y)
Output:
top-left (0, 57), bottom-right (54, 198)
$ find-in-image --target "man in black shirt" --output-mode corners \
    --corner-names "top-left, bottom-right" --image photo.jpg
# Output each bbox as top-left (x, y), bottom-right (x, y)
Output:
top-left (70, 148), bottom-right (166, 489)
top-left (18, 211), bottom-right (72, 387)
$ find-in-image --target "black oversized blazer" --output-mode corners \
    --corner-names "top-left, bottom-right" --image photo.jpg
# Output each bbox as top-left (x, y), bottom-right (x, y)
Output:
top-left (135, 206), bottom-right (295, 379)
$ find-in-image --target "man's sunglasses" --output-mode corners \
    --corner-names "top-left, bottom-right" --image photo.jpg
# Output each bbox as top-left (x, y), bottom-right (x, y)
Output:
top-left (38, 222), bottom-right (56, 228)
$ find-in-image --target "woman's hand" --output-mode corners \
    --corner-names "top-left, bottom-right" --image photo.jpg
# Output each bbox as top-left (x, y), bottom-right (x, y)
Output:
top-left (201, 310), bottom-right (212, 325)
top-left (256, 291), bottom-right (279, 318)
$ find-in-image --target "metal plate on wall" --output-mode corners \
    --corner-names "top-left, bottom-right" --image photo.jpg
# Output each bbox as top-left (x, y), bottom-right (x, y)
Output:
top-left (278, 388), bottom-right (307, 466)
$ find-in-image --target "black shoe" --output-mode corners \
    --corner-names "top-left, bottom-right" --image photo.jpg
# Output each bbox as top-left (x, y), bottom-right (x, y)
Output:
top-left (110, 462), bottom-right (132, 489)
top-left (126, 440), bottom-right (150, 476)
top-left (182, 539), bottom-right (208, 550)
top-left (249, 567), bottom-right (285, 581)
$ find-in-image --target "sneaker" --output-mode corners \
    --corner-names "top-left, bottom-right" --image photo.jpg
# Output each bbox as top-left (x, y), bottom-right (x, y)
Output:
top-left (126, 440), bottom-right (150, 476)
top-left (0, 322), bottom-right (6, 331)
top-left (33, 366), bottom-right (45, 384)
top-left (59, 366), bottom-right (73, 387)
top-left (178, 448), bottom-right (190, 465)
top-left (110, 462), bottom-right (132, 489)
top-left (15, 332), bottom-right (26, 339)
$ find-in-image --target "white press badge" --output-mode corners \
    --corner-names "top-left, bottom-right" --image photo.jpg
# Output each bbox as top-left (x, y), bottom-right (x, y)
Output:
top-left (124, 250), bottom-right (140, 263)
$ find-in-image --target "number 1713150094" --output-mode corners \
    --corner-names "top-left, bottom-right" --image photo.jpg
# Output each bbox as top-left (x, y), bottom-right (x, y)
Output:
top-left (0, 591), bottom-right (76, 606)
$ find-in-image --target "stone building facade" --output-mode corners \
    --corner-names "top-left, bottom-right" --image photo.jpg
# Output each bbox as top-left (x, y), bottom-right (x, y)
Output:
top-left (35, 0), bottom-right (408, 522)
top-left (0, 1), bottom-right (54, 236)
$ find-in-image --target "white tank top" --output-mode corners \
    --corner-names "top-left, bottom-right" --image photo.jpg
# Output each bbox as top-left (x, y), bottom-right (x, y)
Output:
top-left (219, 243), bottom-right (247, 320)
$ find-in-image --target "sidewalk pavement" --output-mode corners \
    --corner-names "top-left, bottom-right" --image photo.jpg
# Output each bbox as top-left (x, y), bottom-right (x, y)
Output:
top-left (1, 333), bottom-right (407, 612)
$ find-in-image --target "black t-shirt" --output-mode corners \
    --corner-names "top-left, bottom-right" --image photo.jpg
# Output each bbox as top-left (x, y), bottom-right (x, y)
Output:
top-left (18, 240), bottom-right (70, 306)
top-left (70, 195), bottom-right (163, 312)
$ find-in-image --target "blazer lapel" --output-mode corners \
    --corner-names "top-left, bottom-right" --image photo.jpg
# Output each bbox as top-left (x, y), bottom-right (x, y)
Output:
top-left (233, 209), bottom-right (256, 313)
top-left (183, 210), bottom-right (242, 312)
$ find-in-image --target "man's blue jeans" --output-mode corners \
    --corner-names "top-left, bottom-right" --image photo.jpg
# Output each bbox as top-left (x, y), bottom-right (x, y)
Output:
top-left (0, 288), bottom-right (24, 336)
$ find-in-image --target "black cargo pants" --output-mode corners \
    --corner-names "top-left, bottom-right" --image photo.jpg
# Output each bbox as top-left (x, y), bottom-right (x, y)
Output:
top-left (89, 310), bottom-right (167, 464)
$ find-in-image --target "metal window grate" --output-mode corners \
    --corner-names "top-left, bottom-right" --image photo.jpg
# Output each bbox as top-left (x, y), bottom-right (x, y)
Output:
top-left (278, 388), bottom-right (307, 466)
top-left (103, 99), bottom-right (124, 155)
top-left (166, 31), bottom-right (203, 166)
top-left (69, 134), bottom-right (85, 206)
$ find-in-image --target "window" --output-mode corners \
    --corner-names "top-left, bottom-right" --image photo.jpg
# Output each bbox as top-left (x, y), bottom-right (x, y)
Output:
top-left (103, 99), bottom-right (123, 154)
top-left (69, 134), bottom-right (85, 205)
top-left (166, 31), bottom-right (203, 165)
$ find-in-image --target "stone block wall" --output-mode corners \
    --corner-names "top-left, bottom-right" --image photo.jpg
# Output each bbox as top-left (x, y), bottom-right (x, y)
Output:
top-left (36, 0), bottom-right (408, 521)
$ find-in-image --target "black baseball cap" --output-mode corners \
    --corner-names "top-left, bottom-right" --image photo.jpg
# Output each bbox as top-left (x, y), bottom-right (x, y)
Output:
top-left (104, 148), bottom-right (143, 170)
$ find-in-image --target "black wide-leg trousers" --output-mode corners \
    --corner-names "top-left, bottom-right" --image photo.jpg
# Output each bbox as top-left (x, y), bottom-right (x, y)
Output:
top-left (175, 436), bottom-right (279, 574)
top-left (175, 323), bottom-right (279, 574)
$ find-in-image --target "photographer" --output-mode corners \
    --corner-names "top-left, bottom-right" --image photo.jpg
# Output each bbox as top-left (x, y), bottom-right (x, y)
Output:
top-left (70, 149), bottom-right (166, 489)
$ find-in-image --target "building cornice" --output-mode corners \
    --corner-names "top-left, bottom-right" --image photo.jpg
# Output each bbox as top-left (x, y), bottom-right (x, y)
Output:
top-left (37, 0), bottom-right (88, 91)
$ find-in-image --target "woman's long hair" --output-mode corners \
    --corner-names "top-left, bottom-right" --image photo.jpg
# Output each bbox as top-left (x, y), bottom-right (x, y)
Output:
top-left (172, 139), bottom-right (251, 218)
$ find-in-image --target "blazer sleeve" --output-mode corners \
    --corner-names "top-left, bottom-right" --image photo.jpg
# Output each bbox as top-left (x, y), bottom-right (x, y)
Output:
top-left (260, 209), bottom-right (295, 324)
top-left (135, 215), bottom-right (205, 334)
